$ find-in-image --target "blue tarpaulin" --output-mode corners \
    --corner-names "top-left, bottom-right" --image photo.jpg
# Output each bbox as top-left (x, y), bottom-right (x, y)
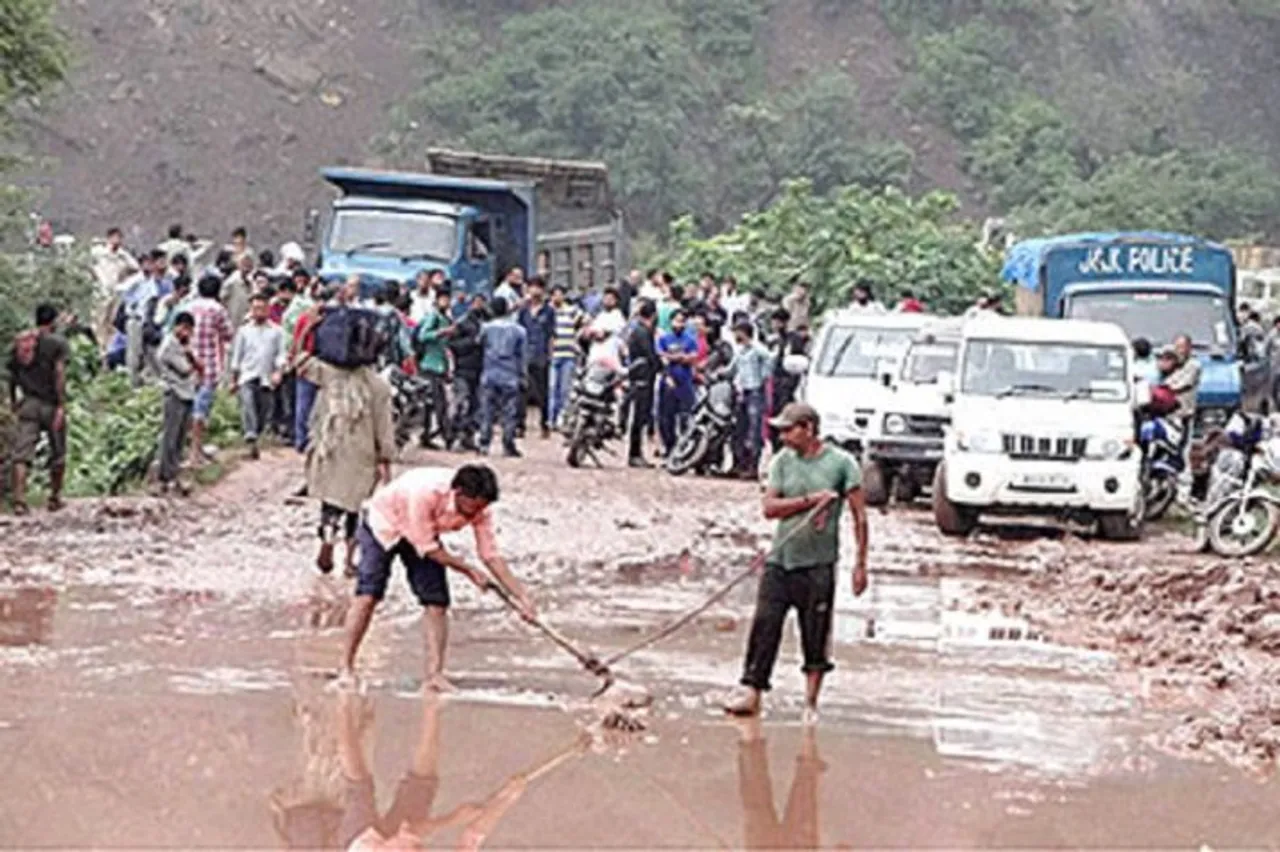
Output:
top-left (1001, 231), bottom-right (1222, 291)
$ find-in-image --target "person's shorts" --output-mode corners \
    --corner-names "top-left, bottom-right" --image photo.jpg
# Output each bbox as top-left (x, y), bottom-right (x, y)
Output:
top-left (10, 397), bottom-right (66, 469)
top-left (354, 522), bottom-right (450, 607)
top-left (339, 773), bottom-right (439, 849)
top-left (192, 383), bottom-right (217, 421)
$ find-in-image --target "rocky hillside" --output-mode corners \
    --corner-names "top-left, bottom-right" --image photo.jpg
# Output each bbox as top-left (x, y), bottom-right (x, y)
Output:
top-left (21, 0), bottom-right (1280, 247)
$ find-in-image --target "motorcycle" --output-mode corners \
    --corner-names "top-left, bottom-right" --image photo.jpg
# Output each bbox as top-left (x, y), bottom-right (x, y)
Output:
top-left (1138, 415), bottom-right (1186, 521)
top-left (1199, 413), bottom-right (1280, 557)
top-left (562, 358), bottom-right (646, 468)
top-left (666, 376), bottom-right (737, 476)
top-left (380, 365), bottom-right (433, 450)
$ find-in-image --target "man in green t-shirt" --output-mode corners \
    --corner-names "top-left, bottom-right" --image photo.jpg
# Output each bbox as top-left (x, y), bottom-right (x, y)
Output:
top-left (725, 402), bottom-right (869, 721)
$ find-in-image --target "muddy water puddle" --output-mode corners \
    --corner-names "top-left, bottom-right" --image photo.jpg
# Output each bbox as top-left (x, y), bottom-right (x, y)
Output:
top-left (1, 449), bottom-right (1277, 846)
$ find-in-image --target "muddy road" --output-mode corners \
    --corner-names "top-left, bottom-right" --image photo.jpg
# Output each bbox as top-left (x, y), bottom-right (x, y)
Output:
top-left (0, 442), bottom-right (1276, 848)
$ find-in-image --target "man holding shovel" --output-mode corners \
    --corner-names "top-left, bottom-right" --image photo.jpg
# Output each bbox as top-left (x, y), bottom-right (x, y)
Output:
top-left (340, 464), bottom-right (537, 692)
top-left (724, 402), bottom-right (869, 721)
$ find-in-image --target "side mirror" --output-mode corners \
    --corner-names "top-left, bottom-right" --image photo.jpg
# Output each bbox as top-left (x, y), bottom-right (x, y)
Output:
top-left (880, 370), bottom-right (894, 389)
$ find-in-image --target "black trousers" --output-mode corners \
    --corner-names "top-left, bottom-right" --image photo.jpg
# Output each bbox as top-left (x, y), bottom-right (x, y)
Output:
top-left (523, 361), bottom-right (550, 430)
top-left (628, 384), bottom-right (655, 461)
top-left (740, 564), bottom-right (836, 692)
top-left (420, 371), bottom-right (450, 445)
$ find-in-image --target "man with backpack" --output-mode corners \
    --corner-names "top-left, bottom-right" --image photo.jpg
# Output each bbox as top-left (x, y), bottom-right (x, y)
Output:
top-left (6, 304), bottom-right (69, 514)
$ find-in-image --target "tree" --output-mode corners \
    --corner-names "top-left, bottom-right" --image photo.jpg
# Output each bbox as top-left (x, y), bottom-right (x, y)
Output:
top-left (662, 180), bottom-right (1002, 315)
top-left (379, 0), bottom-right (907, 236)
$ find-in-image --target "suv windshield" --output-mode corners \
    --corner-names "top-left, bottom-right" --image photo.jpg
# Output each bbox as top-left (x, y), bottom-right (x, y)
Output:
top-left (816, 326), bottom-right (916, 378)
top-left (1067, 291), bottom-right (1233, 351)
top-left (902, 341), bottom-right (958, 384)
top-left (328, 209), bottom-right (458, 262)
top-left (961, 339), bottom-right (1130, 401)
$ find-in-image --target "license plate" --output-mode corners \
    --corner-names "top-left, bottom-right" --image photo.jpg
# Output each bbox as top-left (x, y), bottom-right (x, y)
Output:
top-left (1014, 472), bottom-right (1073, 491)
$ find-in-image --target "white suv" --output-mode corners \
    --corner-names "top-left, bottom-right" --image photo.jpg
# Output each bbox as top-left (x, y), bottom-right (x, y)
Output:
top-left (802, 311), bottom-right (932, 456)
top-left (933, 317), bottom-right (1143, 541)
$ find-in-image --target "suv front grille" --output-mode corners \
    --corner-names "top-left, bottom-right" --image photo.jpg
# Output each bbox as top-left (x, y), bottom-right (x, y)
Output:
top-left (905, 415), bottom-right (947, 437)
top-left (1001, 433), bottom-right (1087, 461)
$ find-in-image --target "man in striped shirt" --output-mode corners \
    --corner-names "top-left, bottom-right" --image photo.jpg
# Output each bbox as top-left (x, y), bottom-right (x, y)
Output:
top-left (547, 284), bottom-right (581, 428)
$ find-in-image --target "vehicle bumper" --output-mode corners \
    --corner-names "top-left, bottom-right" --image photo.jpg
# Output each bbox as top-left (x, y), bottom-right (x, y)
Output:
top-left (866, 436), bottom-right (944, 465)
top-left (944, 453), bottom-right (1140, 513)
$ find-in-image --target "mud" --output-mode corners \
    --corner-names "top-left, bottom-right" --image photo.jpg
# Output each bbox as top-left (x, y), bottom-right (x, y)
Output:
top-left (965, 526), bottom-right (1280, 773)
top-left (1, 441), bottom-right (1277, 847)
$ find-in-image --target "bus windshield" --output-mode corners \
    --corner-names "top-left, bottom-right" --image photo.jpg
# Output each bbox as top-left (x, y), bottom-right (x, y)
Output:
top-left (1066, 290), bottom-right (1233, 352)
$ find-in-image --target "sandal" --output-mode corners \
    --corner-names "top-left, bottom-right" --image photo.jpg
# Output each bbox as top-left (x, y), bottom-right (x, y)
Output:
top-left (11, 502), bottom-right (29, 517)
top-left (46, 496), bottom-right (65, 513)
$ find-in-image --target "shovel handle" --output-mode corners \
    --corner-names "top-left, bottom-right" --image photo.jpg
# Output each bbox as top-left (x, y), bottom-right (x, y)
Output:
top-left (487, 582), bottom-right (608, 675)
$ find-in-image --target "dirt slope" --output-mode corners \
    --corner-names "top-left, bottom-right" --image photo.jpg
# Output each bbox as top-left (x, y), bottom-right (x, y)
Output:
top-left (20, 0), bottom-right (427, 249)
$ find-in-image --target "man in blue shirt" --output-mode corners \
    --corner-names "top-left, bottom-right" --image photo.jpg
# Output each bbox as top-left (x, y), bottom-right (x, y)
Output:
top-left (657, 309), bottom-right (699, 455)
top-left (478, 296), bottom-right (528, 458)
top-left (517, 277), bottom-right (556, 439)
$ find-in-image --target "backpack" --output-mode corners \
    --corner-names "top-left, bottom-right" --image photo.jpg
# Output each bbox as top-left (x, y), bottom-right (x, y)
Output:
top-left (312, 305), bottom-right (382, 368)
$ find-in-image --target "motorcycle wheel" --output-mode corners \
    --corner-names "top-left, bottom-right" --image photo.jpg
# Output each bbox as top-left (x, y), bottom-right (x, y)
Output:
top-left (1207, 496), bottom-right (1279, 557)
top-left (1143, 476), bottom-right (1177, 522)
top-left (666, 424), bottom-right (709, 477)
top-left (566, 423), bottom-right (587, 469)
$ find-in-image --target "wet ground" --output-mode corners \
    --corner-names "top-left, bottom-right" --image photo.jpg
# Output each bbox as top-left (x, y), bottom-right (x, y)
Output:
top-left (1, 441), bottom-right (1277, 848)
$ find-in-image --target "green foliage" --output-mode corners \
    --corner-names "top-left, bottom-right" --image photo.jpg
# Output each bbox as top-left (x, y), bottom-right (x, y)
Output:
top-left (0, 0), bottom-right (65, 112)
top-left (905, 22), bottom-right (1018, 141)
top-left (965, 95), bottom-right (1082, 211)
top-left (0, 247), bottom-right (97, 348)
top-left (1017, 148), bottom-right (1280, 239)
top-left (381, 0), bottom-right (905, 236)
top-left (662, 180), bottom-right (1001, 315)
top-left (41, 339), bottom-right (242, 497)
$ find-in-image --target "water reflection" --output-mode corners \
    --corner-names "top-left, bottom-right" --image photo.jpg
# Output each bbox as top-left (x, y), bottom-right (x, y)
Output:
top-left (270, 690), bottom-right (585, 850)
top-left (734, 718), bottom-right (821, 850)
top-left (0, 585), bottom-right (57, 646)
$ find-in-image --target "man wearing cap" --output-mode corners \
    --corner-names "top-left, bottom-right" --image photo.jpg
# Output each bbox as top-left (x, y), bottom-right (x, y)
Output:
top-left (725, 401), bottom-right (869, 721)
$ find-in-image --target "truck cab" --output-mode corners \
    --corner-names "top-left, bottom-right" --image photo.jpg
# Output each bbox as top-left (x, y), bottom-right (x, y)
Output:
top-left (862, 319), bottom-right (962, 506)
top-left (801, 311), bottom-right (933, 456)
top-left (934, 317), bottom-right (1144, 541)
top-left (316, 168), bottom-right (535, 301)
top-left (1003, 232), bottom-right (1271, 471)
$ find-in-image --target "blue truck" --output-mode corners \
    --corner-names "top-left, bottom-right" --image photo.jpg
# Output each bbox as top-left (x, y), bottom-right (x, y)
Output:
top-left (1003, 231), bottom-right (1271, 458)
top-left (309, 149), bottom-right (625, 300)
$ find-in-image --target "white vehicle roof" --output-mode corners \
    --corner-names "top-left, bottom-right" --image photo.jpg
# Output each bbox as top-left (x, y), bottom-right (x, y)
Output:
top-left (821, 310), bottom-right (935, 331)
top-left (962, 316), bottom-right (1131, 347)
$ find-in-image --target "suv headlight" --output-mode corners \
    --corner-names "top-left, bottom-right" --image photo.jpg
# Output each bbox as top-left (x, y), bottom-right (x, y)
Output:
top-left (883, 413), bottom-right (907, 435)
top-left (1084, 435), bottom-right (1128, 460)
top-left (956, 429), bottom-right (1001, 454)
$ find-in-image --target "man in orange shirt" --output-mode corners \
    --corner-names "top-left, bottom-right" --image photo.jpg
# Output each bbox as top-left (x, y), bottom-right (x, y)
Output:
top-left (341, 464), bottom-right (537, 692)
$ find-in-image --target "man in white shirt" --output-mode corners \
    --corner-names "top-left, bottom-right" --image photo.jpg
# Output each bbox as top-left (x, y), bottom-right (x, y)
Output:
top-left (585, 286), bottom-right (626, 362)
top-left (228, 293), bottom-right (286, 459)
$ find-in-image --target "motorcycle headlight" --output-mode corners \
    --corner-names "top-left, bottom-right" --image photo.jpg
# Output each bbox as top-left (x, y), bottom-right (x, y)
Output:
top-left (957, 429), bottom-right (1001, 454)
top-left (1085, 435), bottom-right (1129, 460)
top-left (884, 413), bottom-right (907, 435)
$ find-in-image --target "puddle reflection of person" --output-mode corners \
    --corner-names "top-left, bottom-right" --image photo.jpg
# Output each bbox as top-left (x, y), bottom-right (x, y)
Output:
top-left (733, 718), bottom-right (823, 850)
top-left (271, 691), bottom-right (586, 850)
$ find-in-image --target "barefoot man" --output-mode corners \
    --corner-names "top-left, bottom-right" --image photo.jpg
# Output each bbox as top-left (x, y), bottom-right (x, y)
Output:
top-left (341, 464), bottom-right (537, 691)
top-left (725, 402), bottom-right (869, 720)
